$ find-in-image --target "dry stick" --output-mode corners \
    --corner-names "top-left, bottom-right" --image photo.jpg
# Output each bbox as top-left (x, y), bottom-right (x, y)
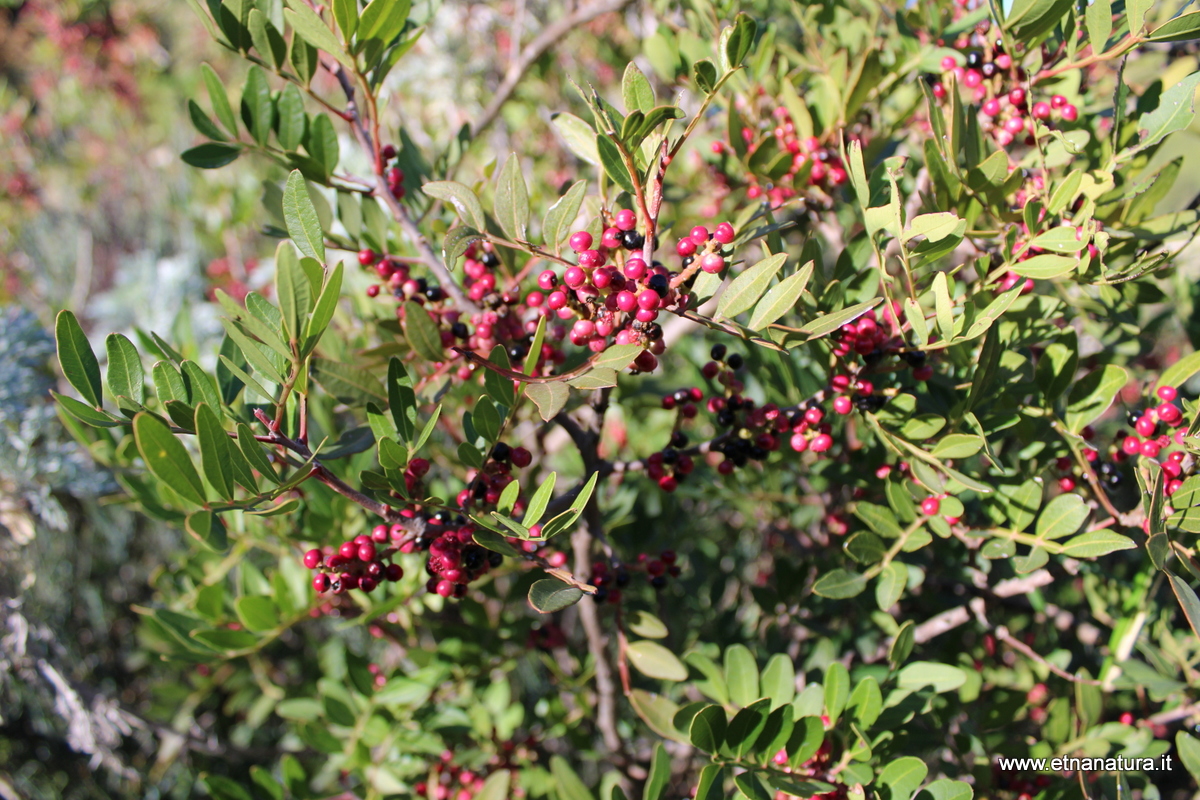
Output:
top-left (471, 0), bottom-right (635, 139)
top-left (328, 62), bottom-right (479, 313)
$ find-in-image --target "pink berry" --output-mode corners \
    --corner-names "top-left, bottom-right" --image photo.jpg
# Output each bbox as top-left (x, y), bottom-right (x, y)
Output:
top-left (578, 249), bottom-right (603, 268)
top-left (1004, 116), bottom-right (1025, 134)
top-left (1008, 88), bottom-right (1026, 106)
top-left (614, 209), bottom-right (636, 231)
top-left (689, 226), bottom-right (710, 245)
top-left (563, 266), bottom-right (586, 288)
top-left (637, 290), bottom-right (660, 311)
top-left (676, 238), bottom-right (697, 257)
top-left (964, 69), bottom-right (982, 88)
top-left (1061, 104), bottom-right (1078, 122)
top-left (1032, 101), bottom-right (1051, 120)
top-left (1059, 477), bottom-right (1076, 492)
top-left (700, 253), bottom-right (725, 273)
top-left (1158, 386), bottom-right (1178, 402)
top-left (810, 434), bottom-right (833, 453)
top-left (568, 231), bottom-right (593, 252)
top-left (547, 291), bottom-right (568, 310)
top-left (713, 222), bottom-right (735, 244)
top-left (537, 270), bottom-right (558, 290)
top-left (941, 55), bottom-right (958, 71)
top-left (833, 396), bottom-right (853, 415)
top-left (303, 549), bottom-right (322, 569)
top-left (921, 497), bottom-right (941, 516)
top-left (995, 54), bottom-right (1012, 69)
top-left (624, 257), bottom-right (647, 281)
top-left (1050, 94), bottom-right (1067, 109)
top-left (983, 99), bottom-right (1001, 116)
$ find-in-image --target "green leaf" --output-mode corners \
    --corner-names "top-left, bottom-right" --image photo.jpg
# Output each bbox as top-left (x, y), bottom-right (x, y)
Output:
top-left (424, 181), bottom-right (487, 231)
top-left (55, 311), bottom-right (103, 407)
top-left (889, 621), bottom-right (915, 668)
top-left (332, 0), bottom-right (357, 40)
top-left (276, 84), bottom-right (307, 151)
top-left (305, 112), bottom-right (339, 178)
top-left (358, 0), bottom-right (410, 49)
top-left (923, 780), bottom-right (973, 800)
top-left (1176, 732), bottom-right (1200, 783)
top-left (235, 595), bottom-right (278, 632)
top-left (236, 424), bottom-right (278, 483)
top-left (185, 510), bottom-right (229, 552)
top-left (524, 472), bottom-right (557, 528)
top-left (133, 412), bottom-right (207, 506)
top-left (933, 272), bottom-right (954, 342)
top-left (474, 771), bottom-right (510, 800)
top-left (494, 154), bottom-right (530, 241)
top-left (542, 180), bottom-right (588, 253)
top-left (1060, 530), bottom-right (1136, 557)
top-left (552, 113), bottom-right (600, 165)
top-left (283, 171), bottom-right (325, 262)
top-left (726, 698), bottom-right (771, 758)
top-left (760, 653), bottom-right (796, 709)
top-left (896, 661), bottom-right (966, 692)
top-left (200, 63), bottom-right (238, 135)
top-left (52, 392), bottom-right (123, 427)
top-left (734, 773), bottom-right (771, 800)
top-left (152, 360), bottom-right (189, 404)
top-left (1004, 0), bottom-right (1073, 42)
top-left (876, 562), bottom-right (907, 611)
top-left (539, 472), bottom-right (599, 539)
top-left (622, 62), bottom-right (655, 113)
top-left (284, 3), bottom-right (355, 69)
top-left (718, 253), bottom-right (787, 319)
top-left (1156, 350), bottom-right (1200, 391)
top-left (596, 134), bottom-right (636, 196)
top-left (525, 382), bottom-right (570, 422)
top-left (633, 745), bottom-right (667, 800)
top-left (628, 611), bottom-right (668, 639)
top-left (1134, 70), bottom-right (1200, 154)
top-left (878, 756), bottom-right (928, 800)
top-left (1008, 253), bottom-right (1076, 279)
top-left (305, 261), bottom-right (343, 348)
top-left (724, 644), bottom-right (759, 708)
top-left (629, 689), bottom-right (686, 743)
top-left (1148, 12), bottom-right (1200, 43)
top-left (241, 66), bottom-right (273, 146)
top-left (903, 212), bottom-right (964, 244)
top-left (105, 333), bottom-right (145, 405)
top-left (1030, 226), bottom-right (1088, 253)
top-left (855, 501), bottom-right (904, 538)
top-left (812, 568), bottom-right (868, 598)
top-left (387, 357), bottom-right (417, 442)
top-left (1035, 493), bottom-right (1089, 540)
top-left (188, 98), bottom-right (227, 141)
top-left (747, 261), bottom-right (813, 330)
top-left (800, 299), bottom-right (883, 340)
top-left (195, 404), bottom-right (236, 502)
top-left (848, 676), bottom-right (882, 728)
top-left (403, 301), bottom-right (444, 362)
top-left (930, 434), bottom-right (983, 459)
top-left (627, 640), bottom-right (688, 681)
top-left (550, 756), bottom-right (595, 800)
top-left (1013, 546), bottom-right (1049, 574)
top-left (689, 705), bottom-right (727, 753)
top-left (313, 359), bottom-right (386, 404)
top-left (824, 662), bottom-right (849, 724)
top-left (1036, 337), bottom-right (1078, 402)
top-left (722, 12), bottom-right (758, 70)
top-left (529, 578), bottom-right (583, 613)
top-left (1065, 364), bottom-right (1127, 434)
top-left (276, 242), bottom-right (313, 342)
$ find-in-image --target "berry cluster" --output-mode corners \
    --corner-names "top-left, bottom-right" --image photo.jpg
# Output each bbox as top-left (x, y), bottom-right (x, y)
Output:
top-left (415, 751), bottom-right (518, 800)
top-left (926, 39), bottom-right (1079, 149)
top-left (1118, 386), bottom-right (1186, 472)
top-left (718, 108), bottom-right (850, 208)
top-left (400, 515), bottom-right (503, 599)
top-left (303, 527), bottom-right (404, 595)
top-left (587, 549), bottom-right (681, 603)
top-left (831, 305), bottom-right (933, 383)
top-left (769, 722), bottom-right (844, 800)
top-left (381, 143), bottom-right (404, 198)
top-left (456, 441), bottom-right (533, 509)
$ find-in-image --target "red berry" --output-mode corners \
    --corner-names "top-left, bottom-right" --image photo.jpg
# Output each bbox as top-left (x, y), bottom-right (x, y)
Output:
top-left (676, 238), bottom-right (697, 257)
top-left (718, 459), bottom-right (736, 474)
top-left (700, 253), bottom-right (725, 273)
top-left (1158, 386), bottom-right (1178, 402)
top-left (1008, 88), bottom-right (1026, 106)
top-left (689, 226), bottom-right (710, 245)
top-left (385, 563), bottom-right (404, 582)
top-left (1059, 476), bottom-right (1076, 492)
top-left (940, 55), bottom-right (958, 71)
top-left (637, 290), bottom-right (660, 310)
top-left (983, 99), bottom-right (1001, 117)
top-left (921, 497), bottom-right (941, 516)
top-left (511, 447), bottom-right (532, 468)
top-left (568, 231), bottom-right (593, 252)
top-left (1061, 104), bottom-right (1078, 122)
top-left (1031, 102), bottom-right (1051, 120)
top-left (366, 285), bottom-right (381, 298)
top-left (358, 542), bottom-right (377, 562)
top-left (1050, 94), bottom-right (1067, 109)
top-left (1158, 403), bottom-right (1181, 424)
top-left (713, 222), bottom-right (735, 244)
top-left (435, 580), bottom-right (455, 597)
top-left (313, 573), bottom-right (331, 592)
top-left (1141, 440), bottom-right (1161, 458)
top-left (832, 396), bottom-right (853, 415)
top-left (359, 577), bottom-right (378, 593)
top-left (537, 270), bottom-right (558, 290)
top-left (810, 434), bottom-right (833, 453)
top-left (1004, 116), bottom-right (1025, 134)
top-left (804, 407), bottom-right (824, 425)
top-left (339, 541), bottom-right (357, 559)
top-left (303, 549), bottom-right (322, 569)
top-left (1135, 417), bottom-right (1156, 437)
top-left (913, 365), bottom-right (934, 381)
top-left (358, 248), bottom-right (378, 266)
top-left (614, 209), bottom-right (637, 231)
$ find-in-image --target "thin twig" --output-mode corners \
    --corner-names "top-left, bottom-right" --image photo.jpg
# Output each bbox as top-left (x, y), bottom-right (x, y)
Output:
top-left (472, 0), bottom-right (634, 139)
